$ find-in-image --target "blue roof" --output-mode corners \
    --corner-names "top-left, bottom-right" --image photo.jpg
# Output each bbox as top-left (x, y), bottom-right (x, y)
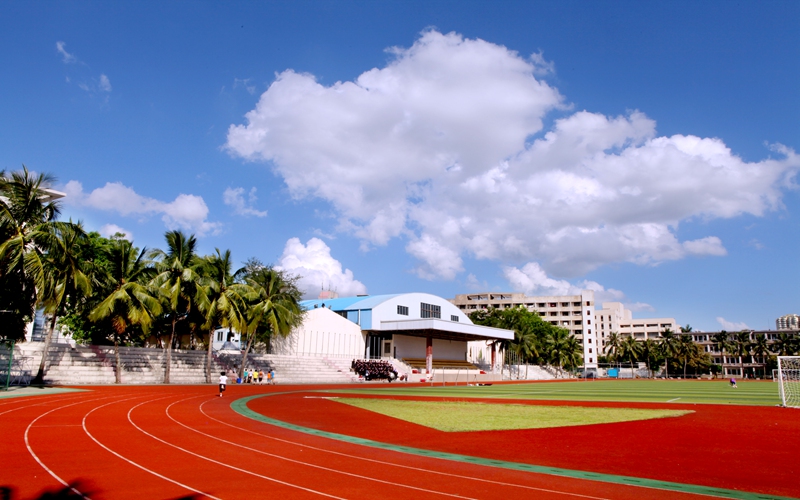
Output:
top-left (301, 294), bottom-right (401, 312)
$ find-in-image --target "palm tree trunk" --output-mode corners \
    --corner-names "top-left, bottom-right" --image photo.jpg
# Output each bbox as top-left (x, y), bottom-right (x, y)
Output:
top-left (240, 332), bottom-right (255, 379)
top-left (205, 329), bottom-right (213, 384)
top-left (114, 332), bottom-right (122, 384)
top-left (664, 358), bottom-right (669, 379)
top-left (165, 318), bottom-right (175, 384)
top-left (33, 313), bottom-right (58, 384)
top-left (683, 358), bottom-right (688, 379)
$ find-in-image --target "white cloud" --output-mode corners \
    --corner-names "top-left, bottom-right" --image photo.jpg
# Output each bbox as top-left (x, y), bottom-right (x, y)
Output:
top-left (63, 180), bottom-right (221, 236)
top-left (223, 187), bottom-right (267, 217)
top-left (56, 41), bottom-right (76, 63)
top-left (99, 74), bottom-right (112, 92)
top-left (226, 29), bottom-right (799, 280)
top-left (716, 317), bottom-right (749, 331)
top-left (99, 224), bottom-right (133, 241)
top-left (234, 78), bottom-right (256, 95)
top-left (275, 237), bottom-right (367, 299)
top-left (503, 261), bottom-right (652, 311)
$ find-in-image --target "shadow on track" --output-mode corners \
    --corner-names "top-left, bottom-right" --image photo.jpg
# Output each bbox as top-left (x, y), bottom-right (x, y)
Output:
top-left (0, 483), bottom-right (202, 500)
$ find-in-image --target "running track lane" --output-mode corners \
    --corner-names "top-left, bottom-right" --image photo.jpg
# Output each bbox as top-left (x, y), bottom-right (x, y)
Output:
top-left (0, 386), bottom-right (794, 500)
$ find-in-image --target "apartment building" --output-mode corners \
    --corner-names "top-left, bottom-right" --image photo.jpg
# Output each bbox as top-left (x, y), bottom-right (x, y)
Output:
top-left (689, 330), bottom-right (797, 377)
top-left (776, 314), bottom-right (800, 330)
top-left (450, 291), bottom-right (599, 368)
top-left (596, 302), bottom-right (678, 344)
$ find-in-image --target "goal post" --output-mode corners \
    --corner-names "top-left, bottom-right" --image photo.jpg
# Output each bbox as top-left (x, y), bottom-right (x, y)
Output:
top-left (777, 356), bottom-right (800, 408)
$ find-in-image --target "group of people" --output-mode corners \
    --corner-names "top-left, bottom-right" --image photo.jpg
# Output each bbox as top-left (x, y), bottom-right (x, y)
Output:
top-left (243, 368), bottom-right (275, 385)
top-left (351, 359), bottom-right (399, 382)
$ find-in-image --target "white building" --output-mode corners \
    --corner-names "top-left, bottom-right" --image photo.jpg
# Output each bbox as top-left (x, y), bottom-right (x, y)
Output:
top-left (776, 314), bottom-right (800, 330)
top-left (596, 302), bottom-right (679, 346)
top-left (299, 293), bottom-right (513, 373)
top-left (450, 291), bottom-right (599, 368)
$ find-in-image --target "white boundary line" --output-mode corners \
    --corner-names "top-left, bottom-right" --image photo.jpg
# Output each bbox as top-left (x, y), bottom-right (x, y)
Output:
top-left (24, 395), bottom-right (116, 499)
top-left (200, 397), bottom-right (610, 500)
top-left (126, 397), bottom-right (346, 499)
top-left (166, 396), bottom-right (477, 499)
top-left (81, 395), bottom-right (221, 500)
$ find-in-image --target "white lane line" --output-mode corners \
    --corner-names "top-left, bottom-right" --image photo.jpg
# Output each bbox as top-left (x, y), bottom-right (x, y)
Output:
top-left (24, 395), bottom-right (116, 500)
top-left (200, 400), bottom-right (609, 500)
top-left (127, 397), bottom-right (346, 500)
top-left (166, 397), bottom-right (476, 499)
top-left (82, 395), bottom-right (221, 500)
top-left (667, 398), bottom-right (681, 403)
top-left (0, 394), bottom-right (87, 416)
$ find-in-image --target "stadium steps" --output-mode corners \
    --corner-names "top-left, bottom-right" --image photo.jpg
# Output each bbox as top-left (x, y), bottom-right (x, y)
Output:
top-left (8, 343), bottom-right (356, 385)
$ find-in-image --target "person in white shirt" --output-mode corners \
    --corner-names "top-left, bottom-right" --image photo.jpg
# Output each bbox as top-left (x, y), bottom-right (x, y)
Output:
top-left (218, 371), bottom-right (228, 397)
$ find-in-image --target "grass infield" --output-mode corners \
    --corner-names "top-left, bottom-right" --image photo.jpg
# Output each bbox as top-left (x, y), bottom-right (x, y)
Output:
top-left (335, 397), bottom-right (692, 431)
top-left (330, 379), bottom-right (781, 406)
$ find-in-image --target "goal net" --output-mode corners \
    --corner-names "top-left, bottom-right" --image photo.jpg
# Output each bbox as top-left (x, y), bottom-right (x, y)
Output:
top-left (777, 356), bottom-right (800, 408)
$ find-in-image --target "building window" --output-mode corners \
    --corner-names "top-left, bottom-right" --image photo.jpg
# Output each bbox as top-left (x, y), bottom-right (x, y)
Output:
top-left (421, 302), bottom-right (441, 319)
top-left (451, 315), bottom-right (459, 322)
top-left (587, 319), bottom-right (591, 324)
top-left (397, 305), bottom-right (409, 316)
top-left (589, 348), bottom-right (593, 353)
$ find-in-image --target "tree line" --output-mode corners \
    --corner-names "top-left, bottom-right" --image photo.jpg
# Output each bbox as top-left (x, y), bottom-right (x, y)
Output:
top-left (0, 167), bottom-right (304, 384)
top-left (471, 305), bottom-right (800, 378)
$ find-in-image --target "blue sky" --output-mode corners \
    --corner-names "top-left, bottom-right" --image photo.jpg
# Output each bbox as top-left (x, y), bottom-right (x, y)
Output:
top-left (1, 1), bottom-right (798, 332)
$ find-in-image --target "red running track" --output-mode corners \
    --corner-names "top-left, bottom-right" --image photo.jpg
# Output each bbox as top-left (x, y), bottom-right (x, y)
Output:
top-left (0, 384), bottom-right (796, 500)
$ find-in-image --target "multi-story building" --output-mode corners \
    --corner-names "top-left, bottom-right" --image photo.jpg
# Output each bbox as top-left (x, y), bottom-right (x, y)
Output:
top-left (689, 330), bottom-right (798, 377)
top-left (451, 292), bottom-right (681, 369)
top-left (596, 302), bottom-right (678, 343)
top-left (450, 291), bottom-right (599, 368)
top-left (776, 314), bottom-right (800, 330)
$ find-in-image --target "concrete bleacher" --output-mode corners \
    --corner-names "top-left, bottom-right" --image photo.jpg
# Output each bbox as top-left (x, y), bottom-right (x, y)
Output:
top-left (5, 343), bottom-right (355, 385)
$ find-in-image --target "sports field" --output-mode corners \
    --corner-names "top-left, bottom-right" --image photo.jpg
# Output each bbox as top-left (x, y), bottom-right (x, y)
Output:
top-left (0, 380), bottom-right (796, 500)
top-left (329, 379), bottom-right (781, 406)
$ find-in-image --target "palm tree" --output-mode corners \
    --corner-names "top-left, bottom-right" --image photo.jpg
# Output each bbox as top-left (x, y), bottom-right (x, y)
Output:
top-left (149, 231), bottom-right (207, 384)
top-left (774, 333), bottom-right (797, 356)
top-left (640, 338), bottom-right (659, 378)
top-left (732, 331), bottom-right (753, 378)
top-left (751, 333), bottom-right (770, 377)
top-left (240, 266), bottom-right (303, 378)
top-left (34, 222), bottom-right (92, 383)
top-left (678, 334), bottom-right (697, 379)
top-left (0, 167), bottom-right (62, 340)
top-left (89, 239), bottom-right (161, 383)
top-left (659, 329), bottom-right (679, 378)
top-left (620, 336), bottom-right (642, 379)
top-left (545, 327), bottom-right (575, 377)
top-left (197, 249), bottom-right (250, 383)
top-left (604, 332), bottom-right (622, 369)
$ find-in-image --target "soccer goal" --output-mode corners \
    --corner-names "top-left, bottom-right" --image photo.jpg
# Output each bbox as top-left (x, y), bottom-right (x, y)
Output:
top-left (777, 356), bottom-right (800, 408)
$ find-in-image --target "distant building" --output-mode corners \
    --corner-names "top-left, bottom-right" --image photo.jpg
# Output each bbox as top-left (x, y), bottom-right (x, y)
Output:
top-left (450, 292), bottom-right (680, 369)
top-left (776, 314), bottom-right (800, 330)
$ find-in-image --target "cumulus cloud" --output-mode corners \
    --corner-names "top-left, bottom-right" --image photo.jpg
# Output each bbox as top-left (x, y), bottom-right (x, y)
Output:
top-left (99, 224), bottom-right (133, 241)
top-left (223, 187), bottom-right (267, 217)
top-left (503, 262), bottom-right (652, 311)
top-left (717, 317), bottom-right (749, 331)
top-left (56, 41), bottom-right (76, 63)
top-left (226, 29), bottom-right (799, 280)
top-left (63, 180), bottom-right (221, 236)
top-left (275, 237), bottom-right (367, 299)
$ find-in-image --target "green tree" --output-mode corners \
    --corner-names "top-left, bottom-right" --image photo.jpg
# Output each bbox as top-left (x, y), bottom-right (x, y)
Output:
top-left (604, 332), bottom-right (622, 368)
top-left (89, 239), bottom-right (161, 383)
top-left (0, 167), bottom-right (62, 340)
top-left (678, 334), bottom-right (698, 379)
top-left (545, 327), bottom-right (579, 377)
top-left (35, 222), bottom-right (92, 383)
top-left (149, 231), bottom-right (207, 384)
top-left (751, 333), bottom-right (771, 377)
top-left (640, 338), bottom-right (661, 378)
top-left (620, 335), bottom-right (642, 378)
top-left (659, 329), bottom-right (679, 378)
top-left (197, 249), bottom-right (250, 383)
top-left (774, 333), bottom-right (797, 356)
top-left (732, 331), bottom-right (753, 378)
top-left (240, 265), bottom-right (303, 378)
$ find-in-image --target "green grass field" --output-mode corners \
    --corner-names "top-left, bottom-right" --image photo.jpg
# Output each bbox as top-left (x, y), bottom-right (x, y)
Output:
top-left (336, 398), bottom-right (691, 431)
top-left (329, 379), bottom-right (781, 406)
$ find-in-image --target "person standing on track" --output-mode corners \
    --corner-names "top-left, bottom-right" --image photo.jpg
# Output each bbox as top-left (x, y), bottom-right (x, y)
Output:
top-left (270, 368), bottom-right (276, 385)
top-left (219, 371), bottom-right (228, 397)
